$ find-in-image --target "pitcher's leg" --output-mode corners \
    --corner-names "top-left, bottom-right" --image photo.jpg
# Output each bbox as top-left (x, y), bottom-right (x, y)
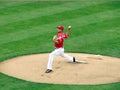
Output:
top-left (60, 49), bottom-right (86, 63)
top-left (62, 54), bottom-right (74, 62)
top-left (46, 49), bottom-right (60, 73)
top-left (47, 53), bottom-right (55, 70)
top-left (60, 48), bottom-right (74, 62)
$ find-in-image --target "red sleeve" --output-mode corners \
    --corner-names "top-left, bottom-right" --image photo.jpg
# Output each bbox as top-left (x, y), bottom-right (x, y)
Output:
top-left (63, 34), bottom-right (69, 39)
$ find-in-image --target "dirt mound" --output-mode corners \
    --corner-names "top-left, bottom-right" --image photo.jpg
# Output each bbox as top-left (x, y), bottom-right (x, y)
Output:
top-left (0, 53), bottom-right (120, 85)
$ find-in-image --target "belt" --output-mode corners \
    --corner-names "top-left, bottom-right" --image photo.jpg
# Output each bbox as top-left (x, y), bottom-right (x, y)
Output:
top-left (55, 47), bottom-right (63, 49)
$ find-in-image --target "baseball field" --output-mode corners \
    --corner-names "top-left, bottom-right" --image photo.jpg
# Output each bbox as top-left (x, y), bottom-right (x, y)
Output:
top-left (0, 1), bottom-right (120, 90)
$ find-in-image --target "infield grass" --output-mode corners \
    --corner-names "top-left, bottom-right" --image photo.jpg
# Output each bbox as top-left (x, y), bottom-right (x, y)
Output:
top-left (0, 1), bottom-right (120, 90)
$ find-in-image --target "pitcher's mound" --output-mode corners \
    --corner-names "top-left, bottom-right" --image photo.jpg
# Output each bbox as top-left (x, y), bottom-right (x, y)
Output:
top-left (0, 53), bottom-right (120, 85)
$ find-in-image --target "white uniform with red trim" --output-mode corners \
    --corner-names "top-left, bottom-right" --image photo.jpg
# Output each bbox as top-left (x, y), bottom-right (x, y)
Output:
top-left (47, 32), bottom-right (73, 70)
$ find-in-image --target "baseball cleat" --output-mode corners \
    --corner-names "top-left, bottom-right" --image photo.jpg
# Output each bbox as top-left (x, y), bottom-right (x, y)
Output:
top-left (73, 57), bottom-right (76, 62)
top-left (45, 69), bottom-right (52, 73)
top-left (73, 57), bottom-right (87, 63)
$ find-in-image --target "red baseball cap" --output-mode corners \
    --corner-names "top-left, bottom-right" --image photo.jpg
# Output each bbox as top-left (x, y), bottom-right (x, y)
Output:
top-left (57, 25), bottom-right (64, 30)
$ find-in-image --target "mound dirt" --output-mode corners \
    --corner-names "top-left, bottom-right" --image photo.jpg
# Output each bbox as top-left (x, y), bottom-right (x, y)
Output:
top-left (0, 53), bottom-right (120, 85)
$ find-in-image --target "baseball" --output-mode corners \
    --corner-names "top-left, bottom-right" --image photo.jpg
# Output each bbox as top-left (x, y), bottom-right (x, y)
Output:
top-left (68, 25), bottom-right (71, 28)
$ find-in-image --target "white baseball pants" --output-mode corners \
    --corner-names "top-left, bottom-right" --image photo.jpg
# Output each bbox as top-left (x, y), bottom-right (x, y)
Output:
top-left (47, 48), bottom-right (73, 70)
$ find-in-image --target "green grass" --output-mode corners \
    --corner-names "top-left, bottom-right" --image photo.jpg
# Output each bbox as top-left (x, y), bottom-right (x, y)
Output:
top-left (0, 1), bottom-right (120, 90)
top-left (0, 73), bottom-right (120, 90)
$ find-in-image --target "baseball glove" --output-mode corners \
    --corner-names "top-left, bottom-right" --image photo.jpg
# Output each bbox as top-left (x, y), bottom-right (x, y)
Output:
top-left (53, 35), bottom-right (58, 43)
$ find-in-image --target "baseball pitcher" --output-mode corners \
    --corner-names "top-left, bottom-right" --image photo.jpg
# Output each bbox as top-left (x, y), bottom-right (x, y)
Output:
top-left (45, 25), bottom-right (81, 73)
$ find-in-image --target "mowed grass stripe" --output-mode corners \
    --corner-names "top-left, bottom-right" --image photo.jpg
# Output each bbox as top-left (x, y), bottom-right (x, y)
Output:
top-left (0, 1), bottom-right (106, 15)
top-left (0, 2), bottom-right (65, 15)
top-left (0, 1), bottom-right (106, 26)
top-left (76, 34), bottom-right (120, 57)
top-left (56, 8), bottom-right (120, 27)
top-left (0, 2), bottom-right (29, 9)
top-left (68, 26), bottom-right (120, 46)
top-left (0, 1), bottom-right (119, 35)
top-left (0, 1), bottom-right (113, 16)
top-left (0, 9), bottom-right (119, 45)
top-left (94, 38), bottom-right (120, 57)
top-left (68, 17), bottom-right (120, 45)
top-left (72, 17), bottom-right (120, 36)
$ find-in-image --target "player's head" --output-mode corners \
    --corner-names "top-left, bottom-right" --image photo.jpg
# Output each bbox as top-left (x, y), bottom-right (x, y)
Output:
top-left (57, 25), bottom-right (64, 33)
